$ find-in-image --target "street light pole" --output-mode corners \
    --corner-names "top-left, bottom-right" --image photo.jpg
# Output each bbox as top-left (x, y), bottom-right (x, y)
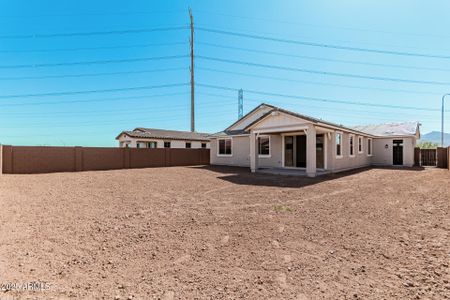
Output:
top-left (442, 94), bottom-right (450, 147)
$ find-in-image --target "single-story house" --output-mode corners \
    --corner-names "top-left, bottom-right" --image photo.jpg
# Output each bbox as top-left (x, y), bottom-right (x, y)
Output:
top-left (116, 128), bottom-right (210, 149)
top-left (209, 103), bottom-right (420, 177)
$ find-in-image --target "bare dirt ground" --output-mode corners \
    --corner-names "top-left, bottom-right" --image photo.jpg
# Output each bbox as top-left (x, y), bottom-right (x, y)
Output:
top-left (0, 166), bottom-right (449, 300)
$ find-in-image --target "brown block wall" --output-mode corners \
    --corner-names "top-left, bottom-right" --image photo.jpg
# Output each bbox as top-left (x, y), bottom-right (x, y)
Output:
top-left (0, 145), bottom-right (210, 174)
top-left (437, 147), bottom-right (449, 169)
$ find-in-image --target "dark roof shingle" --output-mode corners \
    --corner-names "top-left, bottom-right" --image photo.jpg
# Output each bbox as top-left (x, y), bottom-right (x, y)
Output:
top-left (117, 128), bottom-right (210, 141)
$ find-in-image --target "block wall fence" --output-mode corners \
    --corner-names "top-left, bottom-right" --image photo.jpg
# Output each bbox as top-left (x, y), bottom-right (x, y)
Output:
top-left (0, 145), bottom-right (209, 174)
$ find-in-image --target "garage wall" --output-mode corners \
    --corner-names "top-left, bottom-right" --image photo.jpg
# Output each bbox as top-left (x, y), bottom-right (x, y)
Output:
top-left (372, 137), bottom-right (415, 167)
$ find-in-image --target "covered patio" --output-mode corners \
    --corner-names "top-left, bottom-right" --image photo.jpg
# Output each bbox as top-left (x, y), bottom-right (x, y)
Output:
top-left (248, 117), bottom-right (334, 177)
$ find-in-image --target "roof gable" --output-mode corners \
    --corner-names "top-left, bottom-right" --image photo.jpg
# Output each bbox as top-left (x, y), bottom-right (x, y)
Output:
top-left (246, 110), bottom-right (313, 130)
top-left (226, 104), bottom-right (275, 131)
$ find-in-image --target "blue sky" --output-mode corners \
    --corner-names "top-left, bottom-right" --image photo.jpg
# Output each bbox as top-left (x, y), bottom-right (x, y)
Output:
top-left (0, 0), bottom-right (449, 146)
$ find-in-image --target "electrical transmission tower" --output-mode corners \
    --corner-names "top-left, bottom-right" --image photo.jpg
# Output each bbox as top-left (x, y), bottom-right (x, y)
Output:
top-left (238, 89), bottom-right (243, 119)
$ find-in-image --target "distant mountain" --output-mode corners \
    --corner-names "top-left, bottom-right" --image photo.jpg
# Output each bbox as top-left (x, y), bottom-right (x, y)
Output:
top-left (420, 131), bottom-right (450, 147)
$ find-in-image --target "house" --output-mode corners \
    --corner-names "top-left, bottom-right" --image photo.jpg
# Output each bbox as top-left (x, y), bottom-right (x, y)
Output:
top-left (209, 103), bottom-right (420, 177)
top-left (116, 128), bottom-right (210, 149)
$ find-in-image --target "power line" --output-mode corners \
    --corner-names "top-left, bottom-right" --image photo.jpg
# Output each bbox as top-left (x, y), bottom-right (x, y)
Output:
top-left (0, 55), bottom-right (188, 69)
top-left (195, 10), bottom-right (450, 40)
top-left (0, 110), bottom-right (235, 129)
top-left (0, 92), bottom-right (189, 108)
top-left (197, 67), bottom-right (441, 96)
top-left (197, 55), bottom-right (450, 86)
top-left (197, 42), bottom-right (450, 73)
top-left (0, 41), bottom-right (186, 54)
top-left (0, 100), bottom-right (234, 119)
top-left (197, 83), bottom-right (447, 112)
top-left (0, 83), bottom-right (189, 99)
top-left (0, 26), bottom-right (188, 39)
top-left (0, 67), bottom-right (185, 81)
top-left (0, 9), bottom-right (185, 19)
top-left (196, 91), bottom-right (440, 119)
top-left (197, 27), bottom-right (450, 60)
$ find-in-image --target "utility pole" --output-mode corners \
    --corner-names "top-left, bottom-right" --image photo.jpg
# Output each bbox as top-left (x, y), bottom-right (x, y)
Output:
top-left (238, 89), bottom-right (243, 119)
top-left (189, 8), bottom-right (195, 132)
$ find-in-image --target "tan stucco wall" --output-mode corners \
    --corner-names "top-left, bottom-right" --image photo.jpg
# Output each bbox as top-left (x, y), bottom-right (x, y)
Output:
top-left (210, 134), bottom-right (283, 168)
top-left (210, 136), bottom-right (251, 167)
top-left (257, 134), bottom-right (283, 168)
top-left (330, 132), bottom-right (372, 172)
top-left (372, 137), bottom-right (415, 167)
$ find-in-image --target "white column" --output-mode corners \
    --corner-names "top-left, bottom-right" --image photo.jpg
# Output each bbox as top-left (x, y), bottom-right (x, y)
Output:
top-left (306, 125), bottom-right (317, 177)
top-left (250, 131), bottom-right (258, 173)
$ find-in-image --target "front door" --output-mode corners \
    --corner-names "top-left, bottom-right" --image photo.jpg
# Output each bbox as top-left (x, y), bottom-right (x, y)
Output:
top-left (393, 140), bottom-right (403, 165)
top-left (296, 135), bottom-right (307, 168)
top-left (316, 134), bottom-right (324, 169)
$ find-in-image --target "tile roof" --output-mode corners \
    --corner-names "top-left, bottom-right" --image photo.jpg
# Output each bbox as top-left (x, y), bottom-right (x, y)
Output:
top-left (212, 103), bottom-right (420, 138)
top-left (117, 128), bottom-right (210, 141)
top-left (352, 122), bottom-right (420, 137)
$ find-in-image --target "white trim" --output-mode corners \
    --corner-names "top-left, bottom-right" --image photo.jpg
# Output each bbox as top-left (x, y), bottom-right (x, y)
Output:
top-left (323, 134), bottom-right (328, 170)
top-left (335, 131), bottom-right (343, 159)
top-left (257, 135), bottom-right (271, 158)
top-left (358, 136), bottom-right (364, 154)
top-left (367, 138), bottom-right (373, 156)
top-left (217, 137), bottom-right (233, 157)
top-left (252, 124), bottom-right (309, 134)
top-left (349, 134), bottom-right (355, 157)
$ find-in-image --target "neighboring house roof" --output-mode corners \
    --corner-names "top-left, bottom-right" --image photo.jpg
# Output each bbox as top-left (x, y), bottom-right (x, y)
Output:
top-left (352, 122), bottom-right (420, 137)
top-left (116, 128), bottom-right (210, 141)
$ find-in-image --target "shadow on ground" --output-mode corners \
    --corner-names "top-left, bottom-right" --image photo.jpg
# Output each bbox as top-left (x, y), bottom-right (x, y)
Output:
top-left (189, 165), bottom-right (426, 188)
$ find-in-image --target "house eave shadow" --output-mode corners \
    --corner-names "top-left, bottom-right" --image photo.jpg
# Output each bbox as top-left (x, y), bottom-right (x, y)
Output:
top-left (189, 165), bottom-right (425, 188)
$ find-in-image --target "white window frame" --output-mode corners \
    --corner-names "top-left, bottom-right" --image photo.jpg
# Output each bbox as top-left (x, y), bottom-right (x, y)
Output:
top-left (335, 132), bottom-right (343, 159)
top-left (358, 136), bottom-right (363, 154)
top-left (349, 134), bottom-right (355, 157)
top-left (163, 141), bottom-right (171, 148)
top-left (217, 138), bottom-right (233, 157)
top-left (257, 135), bottom-right (271, 158)
top-left (367, 138), bottom-right (373, 156)
top-left (147, 141), bottom-right (158, 149)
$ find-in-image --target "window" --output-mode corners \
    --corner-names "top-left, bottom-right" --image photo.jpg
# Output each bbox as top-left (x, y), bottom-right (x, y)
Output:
top-left (349, 134), bottom-right (355, 157)
top-left (218, 138), bottom-right (232, 156)
top-left (258, 136), bottom-right (270, 157)
top-left (185, 142), bottom-right (192, 148)
top-left (358, 136), bottom-right (363, 153)
top-left (367, 138), bottom-right (372, 156)
top-left (136, 143), bottom-right (140, 148)
top-left (164, 141), bottom-right (171, 148)
top-left (148, 141), bottom-right (157, 148)
top-left (336, 132), bottom-right (343, 158)
top-left (201, 143), bottom-right (207, 149)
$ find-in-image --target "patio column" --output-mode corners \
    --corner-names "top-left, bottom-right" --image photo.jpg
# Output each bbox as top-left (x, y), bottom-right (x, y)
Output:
top-left (306, 124), bottom-right (317, 177)
top-left (250, 131), bottom-right (258, 172)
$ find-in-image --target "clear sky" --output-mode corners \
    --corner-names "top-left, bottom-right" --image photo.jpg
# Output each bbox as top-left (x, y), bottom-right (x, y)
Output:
top-left (0, 0), bottom-right (449, 146)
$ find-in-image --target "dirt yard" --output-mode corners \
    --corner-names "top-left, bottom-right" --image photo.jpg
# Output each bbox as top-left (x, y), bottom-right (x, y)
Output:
top-left (0, 166), bottom-right (449, 300)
